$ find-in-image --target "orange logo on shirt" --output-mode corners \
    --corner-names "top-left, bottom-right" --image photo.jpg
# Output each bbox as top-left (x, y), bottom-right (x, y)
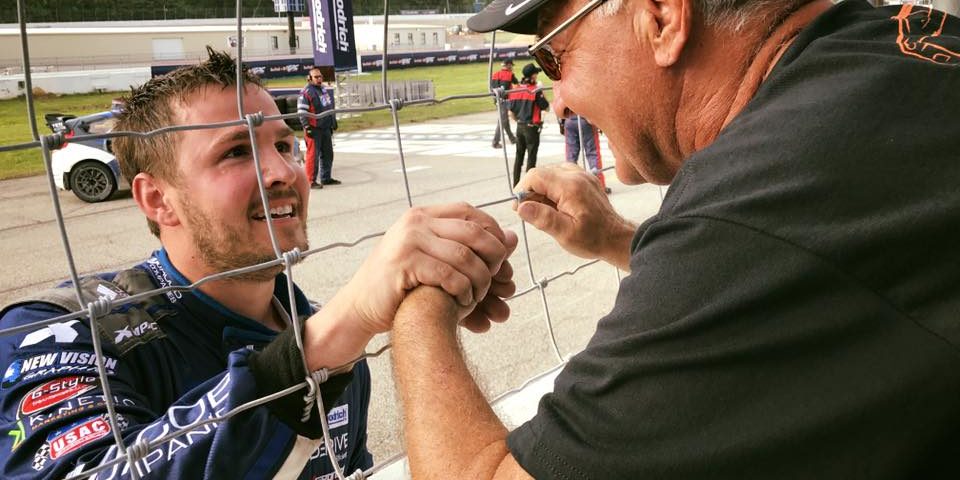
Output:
top-left (894, 4), bottom-right (960, 65)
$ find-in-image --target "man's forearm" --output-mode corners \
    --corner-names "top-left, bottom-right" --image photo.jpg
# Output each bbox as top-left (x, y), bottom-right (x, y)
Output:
top-left (392, 286), bottom-right (524, 479)
top-left (303, 290), bottom-right (374, 372)
top-left (603, 219), bottom-right (638, 272)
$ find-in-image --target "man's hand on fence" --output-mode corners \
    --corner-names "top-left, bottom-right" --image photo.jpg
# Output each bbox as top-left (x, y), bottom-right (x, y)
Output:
top-left (515, 163), bottom-right (636, 271)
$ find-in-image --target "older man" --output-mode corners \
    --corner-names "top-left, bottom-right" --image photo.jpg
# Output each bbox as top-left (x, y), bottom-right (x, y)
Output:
top-left (390, 0), bottom-right (960, 479)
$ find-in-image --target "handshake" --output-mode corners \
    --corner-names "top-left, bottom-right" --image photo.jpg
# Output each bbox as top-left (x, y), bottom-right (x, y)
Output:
top-left (302, 203), bottom-right (518, 371)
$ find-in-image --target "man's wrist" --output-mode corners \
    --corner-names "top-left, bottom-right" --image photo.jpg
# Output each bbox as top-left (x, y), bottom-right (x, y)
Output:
top-left (303, 290), bottom-right (374, 372)
top-left (602, 220), bottom-right (638, 271)
top-left (393, 286), bottom-right (460, 338)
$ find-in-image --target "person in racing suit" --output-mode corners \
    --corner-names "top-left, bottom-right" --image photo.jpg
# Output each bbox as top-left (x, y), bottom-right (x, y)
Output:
top-left (299, 68), bottom-right (339, 187)
top-left (0, 48), bottom-right (517, 479)
top-left (0, 252), bottom-right (370, 479)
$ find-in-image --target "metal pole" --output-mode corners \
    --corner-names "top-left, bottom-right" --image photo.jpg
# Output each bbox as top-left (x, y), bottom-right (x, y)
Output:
top-left (287, 9), bottom-right (297, 54)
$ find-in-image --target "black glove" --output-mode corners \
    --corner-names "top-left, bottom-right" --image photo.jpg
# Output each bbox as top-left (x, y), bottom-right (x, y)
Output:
top-left (559, 121), bottom-right (565, 135)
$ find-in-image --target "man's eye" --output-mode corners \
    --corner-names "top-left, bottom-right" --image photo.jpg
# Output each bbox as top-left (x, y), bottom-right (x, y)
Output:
top-left (276, 141), bottom-right (292, 153)
top-left (224, 145), bottom-right (250, 158)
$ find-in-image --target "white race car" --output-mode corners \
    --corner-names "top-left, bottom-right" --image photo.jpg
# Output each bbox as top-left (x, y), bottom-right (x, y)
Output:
top-left (45, 110), bottom-right (126, 203)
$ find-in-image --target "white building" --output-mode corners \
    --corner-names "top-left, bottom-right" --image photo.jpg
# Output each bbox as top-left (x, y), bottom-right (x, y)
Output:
top-left (0, 15), bottom-right (468, 72)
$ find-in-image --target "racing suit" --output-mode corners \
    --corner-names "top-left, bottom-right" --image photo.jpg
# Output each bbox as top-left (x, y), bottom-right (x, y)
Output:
top-left (490, 67), bottom-right (518, 146)
top-left (0, 249), bottom-right (372, 479)
top-left (298, 84), bottom-right (338, 185)
top-left (508, 82), bottom-right (549, 187)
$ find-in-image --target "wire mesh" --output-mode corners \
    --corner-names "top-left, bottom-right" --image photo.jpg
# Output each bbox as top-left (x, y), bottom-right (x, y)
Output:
top-left (1, 0), bottom-right (643, 478)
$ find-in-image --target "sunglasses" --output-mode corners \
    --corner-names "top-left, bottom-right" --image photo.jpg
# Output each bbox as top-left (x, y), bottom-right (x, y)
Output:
top-left (528, 0), bottom-right (608, 81)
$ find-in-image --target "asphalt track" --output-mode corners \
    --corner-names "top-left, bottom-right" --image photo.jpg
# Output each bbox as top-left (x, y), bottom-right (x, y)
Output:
top-left (0, 110), bottom-right (665, 464)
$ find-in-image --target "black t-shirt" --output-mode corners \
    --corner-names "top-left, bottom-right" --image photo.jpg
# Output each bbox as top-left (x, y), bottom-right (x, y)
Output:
top-left (507, 1), bottom-right (960, 478)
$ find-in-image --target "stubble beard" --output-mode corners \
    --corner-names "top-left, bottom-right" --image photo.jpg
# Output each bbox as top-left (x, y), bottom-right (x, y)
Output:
top-left (182, 196), bottom-right (309, 282)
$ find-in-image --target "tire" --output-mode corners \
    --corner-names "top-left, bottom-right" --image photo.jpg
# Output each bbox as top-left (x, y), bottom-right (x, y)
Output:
top-left (70, 161), bottom-right (117, 203)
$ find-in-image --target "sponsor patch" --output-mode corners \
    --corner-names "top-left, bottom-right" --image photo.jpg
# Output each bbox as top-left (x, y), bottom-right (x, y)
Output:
top-left (5, 365), bottom-right (109, 389)
top-left (3, 352), bottom-right (116, 389)
top-left (27, 394), bottom-right (136, 431)
top-left (34, 415), bottom-right (126, 470)
top-left (47, 415), bottom-right (115, 460)
top-left (7, 420), bottom-right (25, 452)
top-left (327, 404), bottom-right (348, 429)
top-left (144, 257), bottom-right (181, 304)
top-left (19, 320), bottom-right (80, 348)
top-left (33, 443), bottom-right (50, 471)
top-left (113, 321), bottom-right (159, 346)
top-left (20, 376), bottom-right (98, 417)
top-left (3, 360), bottom-right (23, 387)
top-left (95, 283), bottom-right (126, 301)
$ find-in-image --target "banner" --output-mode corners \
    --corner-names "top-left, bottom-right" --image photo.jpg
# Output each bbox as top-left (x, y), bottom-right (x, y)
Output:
top-left (329, 0), bottom-right (358, 70)
top-left (359, 47), bottom-right (530, 71)
top-left (307, 0), bottom-right (334, 67)
top-left (307, 0), bottom-right (357, 70)
top-left (150, 48), bottom-right (531, 79)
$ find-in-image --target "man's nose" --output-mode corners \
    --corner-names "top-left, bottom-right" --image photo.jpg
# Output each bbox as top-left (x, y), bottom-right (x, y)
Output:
top-left (260, 143), bottom-right (297, 188)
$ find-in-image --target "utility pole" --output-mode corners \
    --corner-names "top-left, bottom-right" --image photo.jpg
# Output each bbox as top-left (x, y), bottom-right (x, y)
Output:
top-left (288, 9), bottom-right (297, 54)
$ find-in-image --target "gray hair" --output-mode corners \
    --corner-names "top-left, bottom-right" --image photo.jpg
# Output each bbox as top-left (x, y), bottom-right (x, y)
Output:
top-left (596, 0), bottom-right (812, 32)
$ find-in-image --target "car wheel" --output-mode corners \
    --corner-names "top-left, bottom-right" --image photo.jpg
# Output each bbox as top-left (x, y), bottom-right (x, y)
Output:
top-left (70, 161), bottom-right (117, 203)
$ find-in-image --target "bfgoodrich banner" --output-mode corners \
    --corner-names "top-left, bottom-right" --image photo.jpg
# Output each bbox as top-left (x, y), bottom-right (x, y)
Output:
top-left (308, 0), bottom-right (358, 70)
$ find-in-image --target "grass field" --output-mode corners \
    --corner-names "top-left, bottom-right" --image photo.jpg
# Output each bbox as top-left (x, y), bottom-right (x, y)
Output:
top-left (0, 62), bottom-right (552, 180)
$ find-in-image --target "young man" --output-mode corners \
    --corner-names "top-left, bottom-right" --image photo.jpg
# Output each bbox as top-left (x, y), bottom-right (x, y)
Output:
top-left (490, 59), bottom-right (519, 148)
top-left (298, 67), bottom-right (339, 187)
top-left (507, 63), bottom-right (550, 187)
top-left (391, 0), bottom-right (960, 479)
top-left (0, 49), bottom-right (516, 478)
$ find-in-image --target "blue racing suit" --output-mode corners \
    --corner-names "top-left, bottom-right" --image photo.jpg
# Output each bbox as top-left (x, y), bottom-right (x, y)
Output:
top-left (298, 84), bottom-right (337, 184)
top-left (0, 249), bottom-right (372, 479)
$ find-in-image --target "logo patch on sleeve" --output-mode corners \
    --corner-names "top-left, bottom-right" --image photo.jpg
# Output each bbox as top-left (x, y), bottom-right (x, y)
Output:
top-left (326, 404), bottom-right (349, 429)
top-left (96, 308), bottom-right (165, 355)
top-left (3, 352), bottom-right (117, 389)
top-left (46, 415), bottom-right (114, 460)
top-left (20, 376), bottom-right (98, 417)
top-left (19, 320), bottom-right (80, 348)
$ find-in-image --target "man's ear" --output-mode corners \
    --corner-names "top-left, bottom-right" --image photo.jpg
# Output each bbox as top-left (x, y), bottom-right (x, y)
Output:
top-left (131, 172), bottom-right (180, 229)
top-left (638, 0), bottom-right (692, 67)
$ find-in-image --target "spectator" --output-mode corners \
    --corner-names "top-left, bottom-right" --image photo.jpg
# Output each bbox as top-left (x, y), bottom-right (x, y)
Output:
top-left (561, 112), bottom-right (610, 194)
top-left (390, 0), bottom-right (960, 479)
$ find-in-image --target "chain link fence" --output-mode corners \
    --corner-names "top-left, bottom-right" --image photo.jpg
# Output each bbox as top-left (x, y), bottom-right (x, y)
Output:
top-left (0, 0), bottom-right (654, 478)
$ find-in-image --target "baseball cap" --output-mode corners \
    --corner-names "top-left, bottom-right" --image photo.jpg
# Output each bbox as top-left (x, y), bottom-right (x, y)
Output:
top-left (467, 0), bottom-right (552, 34)
top-left (522, 63), bottom-right (542, 78)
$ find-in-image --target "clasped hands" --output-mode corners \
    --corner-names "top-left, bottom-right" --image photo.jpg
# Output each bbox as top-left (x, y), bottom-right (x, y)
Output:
top-left (305, 163), bottom-right (635, 370)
